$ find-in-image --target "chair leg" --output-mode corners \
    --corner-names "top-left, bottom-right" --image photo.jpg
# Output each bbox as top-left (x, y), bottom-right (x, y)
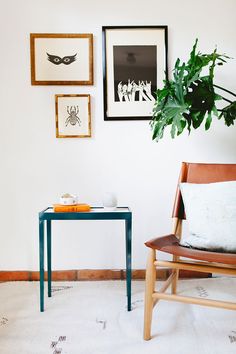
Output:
top-left (171, 256), bottom-right (179, 294)
top-left (171, 218), bottom-right (182, 295)
top-left (143, 249), bottom-right (156, 341)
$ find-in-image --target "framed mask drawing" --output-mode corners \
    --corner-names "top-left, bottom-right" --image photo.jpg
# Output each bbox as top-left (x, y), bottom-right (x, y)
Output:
top-left (30, 33), bottom-right (93, 85)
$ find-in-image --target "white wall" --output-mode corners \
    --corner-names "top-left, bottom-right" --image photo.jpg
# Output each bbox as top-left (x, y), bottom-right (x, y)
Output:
top-left (0, 0), bottom-right (235, 270)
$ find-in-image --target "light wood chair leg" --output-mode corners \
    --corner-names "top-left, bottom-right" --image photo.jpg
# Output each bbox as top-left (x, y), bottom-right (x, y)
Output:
top-left (171, 218), bottom-right (182, 294)
top-left (143, 249), bottom-right (156, 341)
top-left (171, 256), bottom-right (179, 294)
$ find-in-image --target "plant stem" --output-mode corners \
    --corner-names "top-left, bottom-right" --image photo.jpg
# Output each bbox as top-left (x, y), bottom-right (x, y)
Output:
top-left (213, 84), bottom-right (236, 97)
top-left (221, 96), bottom-right (233, 104)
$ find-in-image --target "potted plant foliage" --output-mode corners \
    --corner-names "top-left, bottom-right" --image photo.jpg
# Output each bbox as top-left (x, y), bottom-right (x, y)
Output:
top-left (151, 39), bottom-right (236, 141)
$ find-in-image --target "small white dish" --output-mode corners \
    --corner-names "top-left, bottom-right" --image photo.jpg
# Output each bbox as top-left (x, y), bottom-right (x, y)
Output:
top-left (60, 194), bottom-right (78, 205)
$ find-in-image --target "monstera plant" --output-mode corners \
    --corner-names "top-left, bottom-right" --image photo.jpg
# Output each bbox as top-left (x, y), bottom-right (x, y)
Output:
top-left (151, 39), bottom-right (236, 141)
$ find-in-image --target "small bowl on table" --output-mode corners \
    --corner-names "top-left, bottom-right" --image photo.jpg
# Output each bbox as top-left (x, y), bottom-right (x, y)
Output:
top-left (60, 194), bottom-right (78, 205)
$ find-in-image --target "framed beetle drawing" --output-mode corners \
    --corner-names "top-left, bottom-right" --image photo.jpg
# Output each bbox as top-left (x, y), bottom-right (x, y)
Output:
top-left (55, 94), bottom-right (91, 138)
top-left (102, 26), bottom-right (168, 120)
top-left (30, 33), bottom-right (93, 85)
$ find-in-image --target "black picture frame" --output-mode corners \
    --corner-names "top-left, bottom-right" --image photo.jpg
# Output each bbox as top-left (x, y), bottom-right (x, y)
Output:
top-left (102, 26), bottom-right (168, 121)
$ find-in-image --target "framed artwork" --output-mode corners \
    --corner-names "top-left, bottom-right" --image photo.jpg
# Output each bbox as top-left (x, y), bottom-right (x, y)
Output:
top-left (102, 26), bottom-right (168, 120)
top-left (30, 33), bottom-right (93, 85)
top-left (55, 94), bottom-right (91, 138)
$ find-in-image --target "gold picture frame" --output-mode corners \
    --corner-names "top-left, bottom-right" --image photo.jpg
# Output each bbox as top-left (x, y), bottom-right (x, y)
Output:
top-left (55, 94), bottom-right (91, 138)
top-left (30, 33), bottom-right (93, 85)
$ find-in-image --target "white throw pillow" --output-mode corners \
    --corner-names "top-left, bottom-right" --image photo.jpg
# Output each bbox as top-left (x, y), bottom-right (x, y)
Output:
top-left (179, 181), bottom-right (236, 252)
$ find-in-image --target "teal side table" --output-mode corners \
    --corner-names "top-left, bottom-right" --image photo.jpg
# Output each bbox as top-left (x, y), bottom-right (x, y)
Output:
top-left (38, 207), bottom-right (132, 311)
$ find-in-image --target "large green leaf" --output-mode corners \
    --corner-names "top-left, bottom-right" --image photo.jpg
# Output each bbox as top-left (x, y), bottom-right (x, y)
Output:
top-left (219, 101), bottom-right (236, 126)
top-left (151, 39), bottom-right (235, 142)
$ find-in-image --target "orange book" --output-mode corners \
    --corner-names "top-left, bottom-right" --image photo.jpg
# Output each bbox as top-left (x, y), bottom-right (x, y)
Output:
top-left (53, 204), bottom-right (91, 212)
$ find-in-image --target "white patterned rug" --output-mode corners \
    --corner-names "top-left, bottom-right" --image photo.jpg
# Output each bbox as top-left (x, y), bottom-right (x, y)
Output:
top-left (0, 278), bottom-right (236, 354)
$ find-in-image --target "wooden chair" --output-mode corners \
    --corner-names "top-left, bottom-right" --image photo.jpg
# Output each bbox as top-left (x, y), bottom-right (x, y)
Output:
top-left (143, 162), bottom-right (236, 340)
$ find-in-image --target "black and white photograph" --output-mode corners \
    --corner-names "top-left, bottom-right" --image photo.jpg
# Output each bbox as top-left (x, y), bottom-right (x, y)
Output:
top-left (55, 94), bottom-right (91, 138)
top-left (103, 26), bottom-right (168, 120)
top-left (30, 34), bottom-right (93, 85)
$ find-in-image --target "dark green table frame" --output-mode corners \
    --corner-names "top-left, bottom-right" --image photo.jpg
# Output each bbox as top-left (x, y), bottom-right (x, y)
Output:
top-left (38, 207), bottom-right (132, 312)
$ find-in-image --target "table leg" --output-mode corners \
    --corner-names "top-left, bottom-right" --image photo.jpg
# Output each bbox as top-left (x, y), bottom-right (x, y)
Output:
top-left (39, 219), bottom-right (45, 312)
top-left (47, 220), bottom-right (52, 298)
top-left (125, 216), bottom-right (132, 311)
